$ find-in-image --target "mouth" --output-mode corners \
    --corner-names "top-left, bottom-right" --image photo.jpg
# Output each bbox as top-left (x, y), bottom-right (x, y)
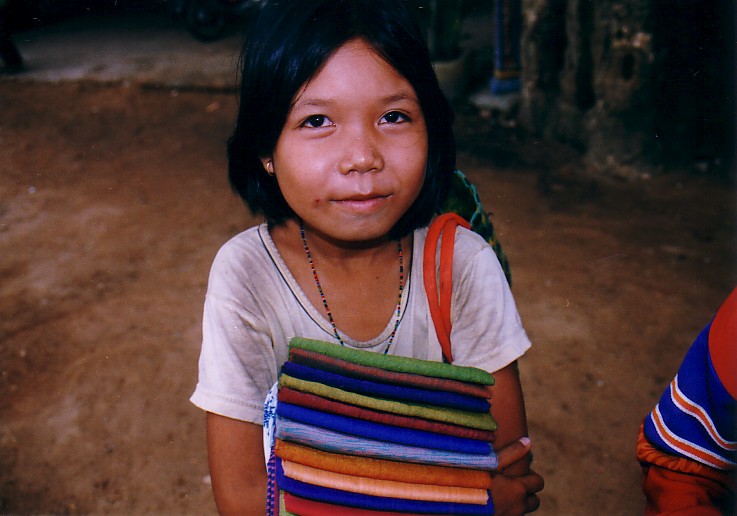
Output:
top-left (332, 193), bottom-right (391, 211)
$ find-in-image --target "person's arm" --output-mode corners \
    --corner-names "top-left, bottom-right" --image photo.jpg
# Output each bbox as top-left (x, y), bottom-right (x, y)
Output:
top-left (636, 287), bottom-right (737, 514)
top-left (206, 412), bottom-right (267, 515)
top-left (492, 438), bottom-right (545, 515)
top-left (637, 423), bottom-right (734, 515)
top-left (490, 361), bottom-right (531, 476)
top-left (485, 361), bottom-right (544, 514)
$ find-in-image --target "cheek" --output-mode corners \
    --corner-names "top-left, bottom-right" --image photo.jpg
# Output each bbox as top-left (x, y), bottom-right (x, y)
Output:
top-left (409, 174), bottom-right (426, 203)
top-left (397, 134), bottom-right (428, 176)
top-left (404, 167), bottom-right (427, 207)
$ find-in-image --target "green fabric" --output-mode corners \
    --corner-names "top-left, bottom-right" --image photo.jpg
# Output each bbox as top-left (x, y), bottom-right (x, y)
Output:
top-left (439, 169), bottom-right (512, 287)
top-left (290, 338), bottom-right (495, 386)
top-left (279, 374), bottom-right (498, 431)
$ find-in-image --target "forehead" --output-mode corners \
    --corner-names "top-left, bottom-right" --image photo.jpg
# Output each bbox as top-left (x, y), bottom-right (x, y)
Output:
top-left (292, 38), bottom-right (418, 107)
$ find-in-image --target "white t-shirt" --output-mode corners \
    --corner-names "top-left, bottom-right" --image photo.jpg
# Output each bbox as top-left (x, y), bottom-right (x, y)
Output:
top-left (190, 223), bottom-right (531, 425)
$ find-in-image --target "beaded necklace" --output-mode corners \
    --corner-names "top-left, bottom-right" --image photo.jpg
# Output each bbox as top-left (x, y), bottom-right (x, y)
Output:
top-left (299, 220), bottom-right (404, 354)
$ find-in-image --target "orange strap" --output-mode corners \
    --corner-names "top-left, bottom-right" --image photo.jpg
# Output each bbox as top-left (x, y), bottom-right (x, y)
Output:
top-left (423, 213), bottom-right (471, 363)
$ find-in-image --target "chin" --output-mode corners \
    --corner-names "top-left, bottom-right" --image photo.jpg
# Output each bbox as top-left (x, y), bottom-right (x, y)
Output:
top-left (331, 225), bottom-right (397, 245)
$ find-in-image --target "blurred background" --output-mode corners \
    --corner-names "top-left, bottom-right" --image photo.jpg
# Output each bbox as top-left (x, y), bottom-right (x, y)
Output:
top-left (1, 0), bottom-right (734, 514)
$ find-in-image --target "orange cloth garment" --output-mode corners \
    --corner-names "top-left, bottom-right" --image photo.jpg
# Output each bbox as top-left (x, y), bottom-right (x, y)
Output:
top-left (637, 423), bottom-right (735, 515)
top-left (275, 439), bottom-right (493, 489)
top-left (281, 459), bottom-right (490, 505)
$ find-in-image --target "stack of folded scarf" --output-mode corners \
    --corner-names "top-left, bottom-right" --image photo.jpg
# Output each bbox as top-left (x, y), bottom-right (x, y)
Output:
top-left (270, 337), bottom-right (499, 515)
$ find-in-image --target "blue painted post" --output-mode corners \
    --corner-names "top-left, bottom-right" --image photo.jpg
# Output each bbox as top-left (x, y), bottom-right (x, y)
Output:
top-left (490, 0), bottom-right (521, 94)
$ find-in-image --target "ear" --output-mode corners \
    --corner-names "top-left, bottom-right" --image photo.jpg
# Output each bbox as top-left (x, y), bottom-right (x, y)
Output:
top-left (260, 156), bottom-right (274, 176)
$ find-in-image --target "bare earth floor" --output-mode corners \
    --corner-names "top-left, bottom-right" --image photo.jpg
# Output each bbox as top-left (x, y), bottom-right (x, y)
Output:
top-left (0, 81), bottom-right (735, 514)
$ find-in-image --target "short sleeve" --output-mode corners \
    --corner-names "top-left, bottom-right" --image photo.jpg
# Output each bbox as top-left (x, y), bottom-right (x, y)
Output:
top-left (447, 228), bottom-right (531, 372)
top-left (189, 232), bottom-right (278, 424)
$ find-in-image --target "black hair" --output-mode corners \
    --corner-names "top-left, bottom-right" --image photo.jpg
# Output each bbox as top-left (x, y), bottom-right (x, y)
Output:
top-left (227, 0), bottom-right (455, 238)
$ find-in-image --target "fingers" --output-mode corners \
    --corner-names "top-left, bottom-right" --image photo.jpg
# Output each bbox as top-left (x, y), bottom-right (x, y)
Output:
top-left (489, 470), bottom-right (544, 516)
top-left (520, 470), bottom-right (545, 496)
top-left (493, 438), bottom-right (545, 514)
top-left (525, 493), bottom-right (541, 513)
top-left (496, 436), bottom-right (532, 470)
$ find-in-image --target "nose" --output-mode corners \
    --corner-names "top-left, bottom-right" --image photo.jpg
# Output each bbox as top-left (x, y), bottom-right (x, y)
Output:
top-left (337, 125), bottom-right (384, 175)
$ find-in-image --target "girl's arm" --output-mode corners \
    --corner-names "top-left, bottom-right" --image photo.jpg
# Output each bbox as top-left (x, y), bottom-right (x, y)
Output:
top-left (206, 412), bottom-right (266, 515)
top-left (489, 361), bottom-right (545, 514)
top-left (493, 438), bottom-right (544, 514)
top-left (490, 360), bottom-right (531, 476)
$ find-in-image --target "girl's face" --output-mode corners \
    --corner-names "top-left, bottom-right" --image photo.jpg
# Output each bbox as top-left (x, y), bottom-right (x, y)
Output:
top-left (263, 38), bottom-right (428, 244)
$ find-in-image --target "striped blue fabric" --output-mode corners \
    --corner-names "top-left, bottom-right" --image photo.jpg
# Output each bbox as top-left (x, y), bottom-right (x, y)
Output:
top-left (277, 402), bottom-right (492, 454)
top-left (276, 459), bottom-right (495, 514)
top-left (276, 417), bottom-right (498, 470)
top-left (644, 322), bottom-right (737, 470)
top-left (281, 361), bottom-right (491, 413)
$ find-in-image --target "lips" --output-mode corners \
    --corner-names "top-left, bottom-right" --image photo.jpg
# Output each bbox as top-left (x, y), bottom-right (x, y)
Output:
top-left (341, 193), bottom-right (390, 201)
top-left (332, 193), bottom-right (391, 211)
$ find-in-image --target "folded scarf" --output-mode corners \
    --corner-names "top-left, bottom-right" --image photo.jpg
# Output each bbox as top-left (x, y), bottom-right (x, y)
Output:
top-left (276, 440), bottom-right (494, 489)
top-left (277, 402), bottom-right (492, 455)
top-left (279, 374), bottom-right (497, 431)
top-left (277, 460), bottom-right (495, 514)
top-left (290, 338), bottom-right (495, 386)
top-left (289, 347), bottom-right (492, 399)
top-left (278, 387), bottom-right (496, 442)
top-left (282, 362), bottom-right (491, 413)
top-left (280, 459), bottom-right (490, 504)
top-left (282, 491), bottom-right (436, 516)
top-left (276, 418), bottom-right (499, 470)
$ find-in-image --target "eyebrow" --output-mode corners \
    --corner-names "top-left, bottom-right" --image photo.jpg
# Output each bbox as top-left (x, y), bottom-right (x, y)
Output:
top-left (291, 91), bottom-right (420, 111)
top-left (291, 98), bottom-right (332, 110)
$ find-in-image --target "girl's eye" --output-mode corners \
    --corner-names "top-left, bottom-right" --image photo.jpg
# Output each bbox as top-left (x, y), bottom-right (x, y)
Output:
top-left (302, 115), bottom-right (331, 128)
top-left (381, 111), bottom-right (410, 124)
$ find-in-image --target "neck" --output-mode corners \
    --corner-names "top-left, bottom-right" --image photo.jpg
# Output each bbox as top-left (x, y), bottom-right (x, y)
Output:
top-left (294, 218), bottom-right (406, 350)
top-left (288, 219), bottom-right (399, 264)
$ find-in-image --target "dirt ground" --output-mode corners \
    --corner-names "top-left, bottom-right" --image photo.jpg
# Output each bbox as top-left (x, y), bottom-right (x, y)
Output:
top-left (0, 80), bottom-right (734, 515)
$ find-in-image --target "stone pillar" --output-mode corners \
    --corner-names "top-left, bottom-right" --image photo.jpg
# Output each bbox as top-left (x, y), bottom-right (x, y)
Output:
top-left (518, 0), bottom-right (733, 177)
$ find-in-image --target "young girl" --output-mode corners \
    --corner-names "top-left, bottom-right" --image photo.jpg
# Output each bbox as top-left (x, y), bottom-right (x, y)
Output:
top-left (190, 1), bottom-right (543, 513)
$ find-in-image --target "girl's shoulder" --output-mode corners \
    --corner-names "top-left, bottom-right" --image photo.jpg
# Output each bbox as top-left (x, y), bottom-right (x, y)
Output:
top-left (417, 221), bottom-right (506, 292)
top-left (214, 224), bottom-right (265, 260)
top-left (209, 223), bottom-right (273, 281)
top-left (454, 224), bottom-right (491, 250)
top-left (416, 223), bottom-right (491, 264)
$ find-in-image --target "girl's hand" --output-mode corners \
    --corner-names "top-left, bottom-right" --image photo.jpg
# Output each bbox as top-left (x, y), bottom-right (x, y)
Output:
top-left (491, 437), bottom-right (545, 515)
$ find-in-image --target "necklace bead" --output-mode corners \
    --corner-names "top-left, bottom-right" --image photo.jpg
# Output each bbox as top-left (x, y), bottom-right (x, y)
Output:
top-left (299, 221), bottom-right (404, 354)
